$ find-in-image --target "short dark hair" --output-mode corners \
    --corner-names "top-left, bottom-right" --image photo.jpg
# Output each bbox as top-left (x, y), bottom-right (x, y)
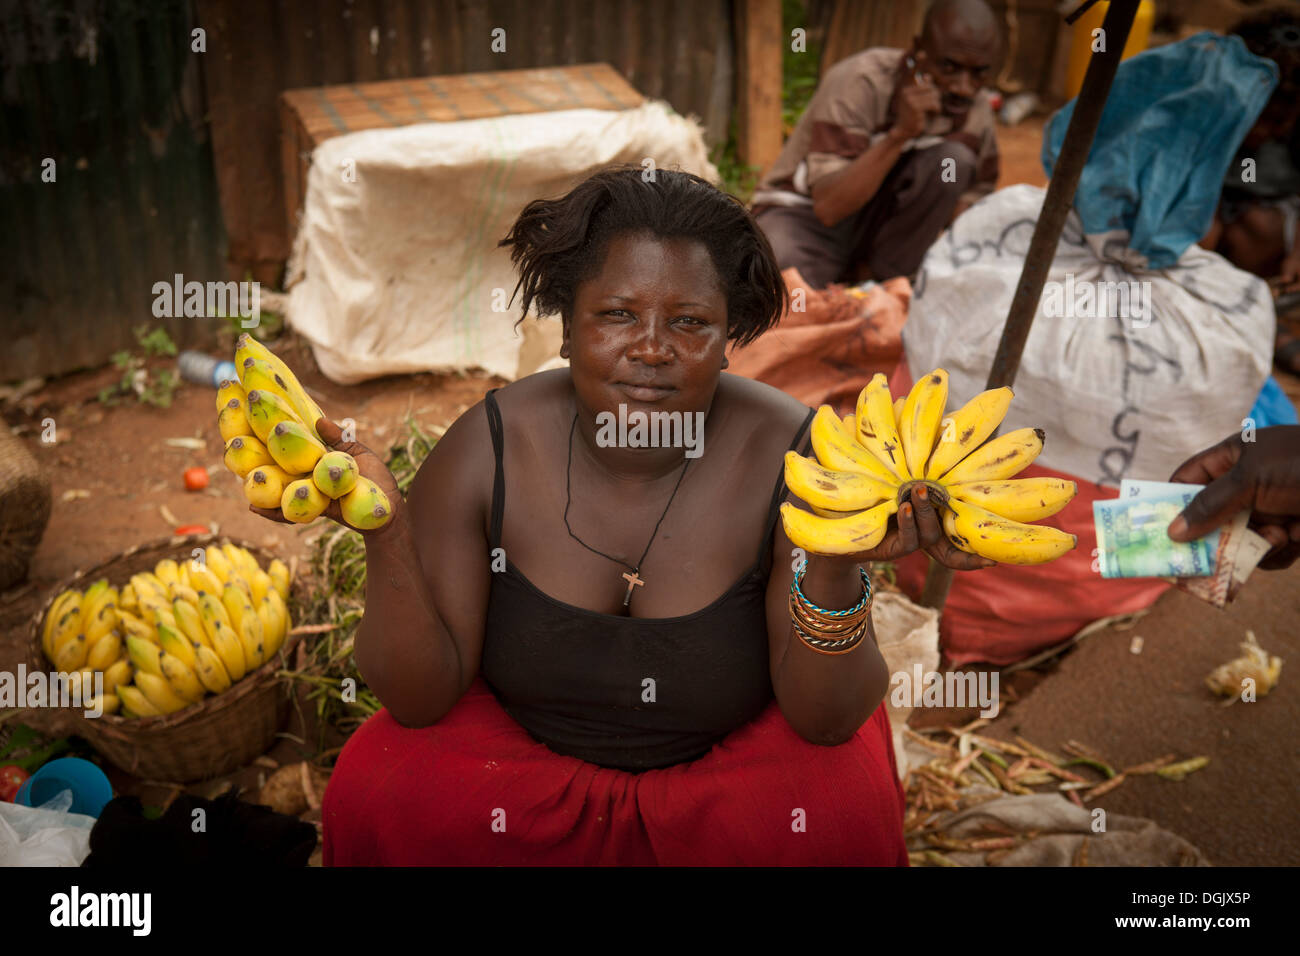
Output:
top-left (1233, 8), bottom-right (1300, 106)
top-left (497, 164), bottom-right (788, 348)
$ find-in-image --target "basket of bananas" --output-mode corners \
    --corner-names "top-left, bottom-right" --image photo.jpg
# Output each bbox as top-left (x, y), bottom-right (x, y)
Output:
top-left (26, 533), bottom-right (305, 782)
top-left (781, 369), bottom-right (1079, 563)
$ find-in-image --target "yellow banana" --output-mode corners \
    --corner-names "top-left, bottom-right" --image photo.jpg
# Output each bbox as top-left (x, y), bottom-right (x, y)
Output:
top-left (158, 651), bottom-right (205, 703)
top-left (101, 659), bottom-right (133, 696)
top-left (49, 605), bottom-right (84, 658)
top-left (215, 378), bottom-right (247, 414)
top-left (202, 545), bottom-right (234, 584)
top-left (855, 374), bottom-right (911, 481)
top-left (256, 597), bottom-right (280, 659)
top-left (118, 583), bottom-right (137, 612)
top-left (780, 498), bottom-right (900, 556)
top-left (172, 598), bottom-right (212, 651)
top-left (946, 498), bottom-right (1076, 565)
top-left (224, 435), bottom-right (274, 479)
top-left (313, 451), bottom-right (359, 499)
top-left (938, 427), bottom-right (1044, 485)
top-left (809, 406), bottom-right (899, 483)
top-left (53, 633), bottom-right (89, 672)
top-left (118, 610), bottom-right (158, 645)
top-left (193, 644), bottom-right (232, 694)
top-left (948, 477), bottom-right (1078, 523)
top-left (268, 559), bottom-right (290, 600)
top-left (223, 584), bottom-right (264, 670)
top-left (154, 559), bottom-right (180, 588)
top-left (42, 590), bottom-right (82, 661)
top-left (784, 451), bottom-right (896, 512)
top-left (188, 563), bottom-right (225, 598)
top-left (81, 581), bottom-right (115, 624)
top-left (281, 477), bottom-right (329, 523)
top-left (134, 672), bottom-right (190, 714)
top-left (263, 588), bottom-right (290, 658)
top-left (245, 386), bottom-right (306, 444)
top-left (86, 631), bottom-right (123, 672)
top-left (924, 387), bottom-right (1015, 480)
top-left (223, 542), bottom-right (260, 581)
top-left (898, 368), bottom-right (948, 478)
top-left (218, 397), bottom-right (255, 443)
top-left (893, 396), bottom-right (905, 429)
top-left (248, 568), bottom-right (271, 607)
top-left (85, 693), bottom-right (120, 716)
top-left (117, 684), bottom-right (161, 718)
top-left (197, 592), bottom-right (246, 682)
top-left (170, 583), bottom-right (201, 607)
top-left (85, 601), bottom-right (119, 644)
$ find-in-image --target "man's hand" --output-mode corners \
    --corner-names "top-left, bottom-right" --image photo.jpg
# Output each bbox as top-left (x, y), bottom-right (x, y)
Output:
top-left (1166, 425), bottom-right (1300, 570)
top-left (891, 56), bottom-right (941, 142)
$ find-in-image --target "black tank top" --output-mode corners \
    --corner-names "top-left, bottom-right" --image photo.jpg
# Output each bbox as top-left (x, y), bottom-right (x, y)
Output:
top-left (480, 389), bottom-right (816, 772)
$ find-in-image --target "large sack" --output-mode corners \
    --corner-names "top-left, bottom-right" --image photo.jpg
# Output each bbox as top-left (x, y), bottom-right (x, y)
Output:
top-left (286, 101), bottom-right (716, 384)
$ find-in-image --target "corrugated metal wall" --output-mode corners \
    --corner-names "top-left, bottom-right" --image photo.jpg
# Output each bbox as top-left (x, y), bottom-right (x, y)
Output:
top-left (0, 0), bottom-right (226, 382)
top-left (195, 0), bottom-right (734, 284)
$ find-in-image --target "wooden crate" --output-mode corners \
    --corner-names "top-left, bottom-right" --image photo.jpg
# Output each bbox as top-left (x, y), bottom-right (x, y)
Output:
top-left (279, 62), bottom-right (644, 243)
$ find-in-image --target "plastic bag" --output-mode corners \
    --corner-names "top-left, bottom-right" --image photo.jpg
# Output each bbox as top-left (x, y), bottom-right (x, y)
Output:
top-left (0, 797), bottom-right (96, 867)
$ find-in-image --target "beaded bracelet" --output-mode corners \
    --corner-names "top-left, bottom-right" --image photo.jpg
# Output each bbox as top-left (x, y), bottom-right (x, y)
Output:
top-left (791, 564), bottom-right (873, 616)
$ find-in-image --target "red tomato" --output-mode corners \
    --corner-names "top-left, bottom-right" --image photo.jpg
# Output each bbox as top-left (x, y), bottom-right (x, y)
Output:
top-left (174, 524), bottom-right (210, 535)
top-left (184, 467), bottom-right (210, 491)
top-left (0, 765), bottom-right (28, 802)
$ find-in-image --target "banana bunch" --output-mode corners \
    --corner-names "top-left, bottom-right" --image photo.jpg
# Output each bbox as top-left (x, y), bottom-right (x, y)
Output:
top-left (40, 544), bottom-right (294, 718)
top-left (218, 334), bottom-right (392, 530)
top-left (781, 369), bottom-right (1078, 565)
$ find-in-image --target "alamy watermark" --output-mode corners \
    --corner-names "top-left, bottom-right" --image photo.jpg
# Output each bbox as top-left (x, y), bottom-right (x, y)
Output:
top-left (151, 273), bottom-right (260, 328)
top-left (595, 403), bottom-right (705, 458)
top-left (1042, 275), bottom-right (1152, 329)
top-left (0, 666), bottom-right (105, 718)
top-left (890, 663), bottom-right (999, 719)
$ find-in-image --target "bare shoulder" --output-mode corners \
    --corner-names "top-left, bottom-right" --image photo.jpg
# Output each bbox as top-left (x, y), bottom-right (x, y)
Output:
top-left (715, 372), bottom-right (812, 448)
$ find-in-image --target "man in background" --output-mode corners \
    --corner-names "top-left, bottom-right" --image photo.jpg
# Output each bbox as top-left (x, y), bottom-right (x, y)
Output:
top-left (751, 0), bottom-right (1002, 288)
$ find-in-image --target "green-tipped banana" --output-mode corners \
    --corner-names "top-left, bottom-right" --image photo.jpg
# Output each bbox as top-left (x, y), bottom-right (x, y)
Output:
top-left (281, 478), bottom-right (329, 523)
top-left (313, 451), bottom-right (359, 499)
top-left (339, 477), bottom-right (393, 530)
top-left (218, 397), bottom-right (255, 442)
top-left (245, 388), bottom-right (306, 444)
top-left (172, 597), bottom-right (211, 650)
top-left (244, 463), bottom-right (294, 509)
top-left (157, 622), bottom-right (197, 670)
top-left (125, 634), bottom-right (163, 677)
top-left (224, 435), bottom-right (274, 479)
top-left (267, 420), bottom-right (327, 475)
top-left (236, 333), bottom-right (326, 440)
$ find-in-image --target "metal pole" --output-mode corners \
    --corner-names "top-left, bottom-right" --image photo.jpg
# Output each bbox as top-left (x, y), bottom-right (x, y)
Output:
top-left (919, 0), bottom-right (1141, 611)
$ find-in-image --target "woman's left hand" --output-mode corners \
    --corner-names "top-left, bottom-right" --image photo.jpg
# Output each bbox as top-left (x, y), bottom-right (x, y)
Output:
top-left (857, 483), bottom-right (996, 570)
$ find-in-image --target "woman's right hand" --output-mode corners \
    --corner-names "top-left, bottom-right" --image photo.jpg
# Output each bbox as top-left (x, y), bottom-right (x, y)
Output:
top-left (248, 417), bottom-right (407, 538)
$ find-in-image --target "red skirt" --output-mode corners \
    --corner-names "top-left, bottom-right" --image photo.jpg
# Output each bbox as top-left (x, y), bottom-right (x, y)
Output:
top-left (322, 676), bottom-right (909, 866)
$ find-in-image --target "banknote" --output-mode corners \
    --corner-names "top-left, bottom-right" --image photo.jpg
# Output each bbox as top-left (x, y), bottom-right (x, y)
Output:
top-left (1093, 490), bottom-right (1218, 579)
top-left (1114, 479), bottom-right (1270, 606)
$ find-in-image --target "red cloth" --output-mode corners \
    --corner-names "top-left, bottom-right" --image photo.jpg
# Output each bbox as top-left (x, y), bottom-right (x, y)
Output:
top-left (322, 676), bottom-right (909, 866)
top-left (887, 361), bottom-right (1170, 667)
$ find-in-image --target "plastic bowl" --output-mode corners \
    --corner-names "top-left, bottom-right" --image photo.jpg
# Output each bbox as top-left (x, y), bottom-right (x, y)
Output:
top-left (14, 757), bottom-right (113, 818)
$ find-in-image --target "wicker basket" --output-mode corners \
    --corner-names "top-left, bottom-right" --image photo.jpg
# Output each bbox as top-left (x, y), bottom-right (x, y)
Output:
top-left (27, 533), bottom-right (306, 782)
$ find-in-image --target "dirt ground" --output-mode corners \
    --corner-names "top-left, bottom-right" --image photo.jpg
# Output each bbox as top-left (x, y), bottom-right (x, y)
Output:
top-left (3, 114), bottom-right (1297, 865)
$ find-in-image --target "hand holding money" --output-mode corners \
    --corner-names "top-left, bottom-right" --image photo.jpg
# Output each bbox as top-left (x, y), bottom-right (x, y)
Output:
top-left (1167, 425), bottom-right (1300, 571)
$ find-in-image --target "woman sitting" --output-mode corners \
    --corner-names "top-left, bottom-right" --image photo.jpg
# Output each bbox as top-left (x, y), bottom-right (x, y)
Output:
top-left (258, 166), bottom-right (986, 865)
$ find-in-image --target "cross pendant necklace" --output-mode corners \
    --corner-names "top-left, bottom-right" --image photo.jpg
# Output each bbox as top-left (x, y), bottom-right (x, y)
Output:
top-left (563, 411), bottom-right (692, 608)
